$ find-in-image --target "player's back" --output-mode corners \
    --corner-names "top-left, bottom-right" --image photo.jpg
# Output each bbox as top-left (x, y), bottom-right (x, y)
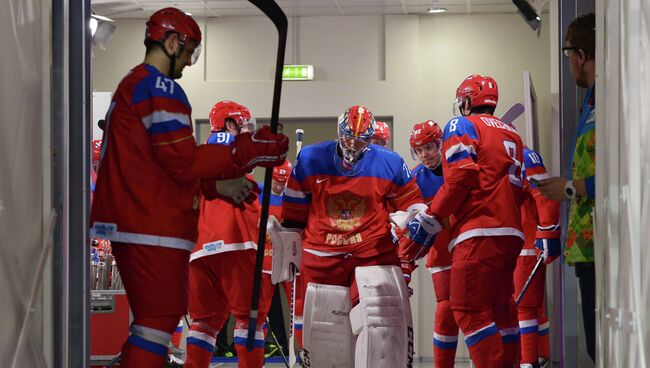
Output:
top-left (442, 114), bottom-right (527, 247)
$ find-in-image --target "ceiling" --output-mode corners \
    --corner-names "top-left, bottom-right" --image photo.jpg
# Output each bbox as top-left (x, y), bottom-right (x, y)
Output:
top-left (91, 0), bottom-right (545, 19)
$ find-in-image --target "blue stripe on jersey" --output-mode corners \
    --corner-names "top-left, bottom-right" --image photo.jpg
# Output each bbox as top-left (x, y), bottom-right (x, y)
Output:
top-left (442, 116), bottom-right (479, 141)
top-left (187, 337), bottom-right (216, 352)
top-left (206, 131), bottom-right (235, 146)
top-left (131, 64), bottom-right (191, 108)
top-left (464, 324), bottom-right (499, 347)
top-left (127, 335), bottom-right (168, 357)
top-left (433, 338), bottom-right (458, 350)
top-left (412, 164), bottom-right (444, 200)
top-left (257, 184), bottom-right (284, 206)
top-left (148, 119), bottom-right (188, 134)
top-left (293, 141), bottom-right (411, 185)
top-left (447, 150), bottom-right (477, 164)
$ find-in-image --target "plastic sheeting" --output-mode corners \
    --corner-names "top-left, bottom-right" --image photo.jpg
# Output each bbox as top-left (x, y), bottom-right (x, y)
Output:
top-left (0, 0), bottom-right (51, 367)
top-left (595, 0), bottom-right (650, 366)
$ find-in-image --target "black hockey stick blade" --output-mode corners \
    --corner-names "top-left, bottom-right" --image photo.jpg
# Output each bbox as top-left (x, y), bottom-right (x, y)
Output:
top-left (247, 0), bottom-right (288, 352)
top-left (515, 252), bottom-right (544, 305)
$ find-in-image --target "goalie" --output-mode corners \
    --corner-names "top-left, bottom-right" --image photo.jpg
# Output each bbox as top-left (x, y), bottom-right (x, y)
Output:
top-left (278, 105), bottom-right (426, 367)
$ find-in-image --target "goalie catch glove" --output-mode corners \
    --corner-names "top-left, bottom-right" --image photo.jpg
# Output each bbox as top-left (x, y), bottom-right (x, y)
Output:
top-left (232, 125), bottom-right (289, 171)
top-left (535, 224), bottom-right (561, 264)
top-left (399, 211), bottom-right (442, 262)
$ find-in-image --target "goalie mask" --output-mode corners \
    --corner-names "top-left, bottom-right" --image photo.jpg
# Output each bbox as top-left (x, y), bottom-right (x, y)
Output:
top-left (409, 120), bottom-right (442, 169)
top-left (209, 100), bottom-right (255, 133)
top-left (336, 105), bottom-right (375, 171)
top-left (453, 74), bottom-right (498, 116)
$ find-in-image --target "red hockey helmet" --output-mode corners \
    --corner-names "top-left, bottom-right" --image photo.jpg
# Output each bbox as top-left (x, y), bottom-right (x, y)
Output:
top-left (145, 7), bottom-right (202, 64)
top-left (209, 100), bottom-right (253, 132)
top-left (409, 120), bottom-right (443, 167)
top-left (371, 121), bottom-right (391, 146)
top-left (454, 74), bottom-right (498, 115)
top-left (337, 105), bottom-right (375, 166)
top-left (272, 160), bottom-right (292, 184)
top-left (91, 140), bottom-right (102, 170)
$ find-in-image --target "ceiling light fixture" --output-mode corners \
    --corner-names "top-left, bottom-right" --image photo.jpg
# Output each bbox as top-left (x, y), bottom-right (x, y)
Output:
top-left (512, 0), bottom-right (541, 31)
top-left (90, 14), bottom-right (116, 50)
top-left (427, 1), bottom-right (447, 14)
top-left (428, 6), bottom-right (447, 13)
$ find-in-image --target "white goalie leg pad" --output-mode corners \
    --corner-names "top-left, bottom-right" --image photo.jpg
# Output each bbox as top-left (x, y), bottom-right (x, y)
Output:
top-left (302, 283), bottom-right (355, 368)
top-left (350, 265), bottom-right (414, 368)
top-left (268, 215), bottom-right (303, 284)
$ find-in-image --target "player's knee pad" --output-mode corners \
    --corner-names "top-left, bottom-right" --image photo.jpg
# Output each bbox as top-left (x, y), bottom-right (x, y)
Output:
top-left (302, 283), bottom-right (354, 368)
top-left (350, 265), bottom-right (414, 368)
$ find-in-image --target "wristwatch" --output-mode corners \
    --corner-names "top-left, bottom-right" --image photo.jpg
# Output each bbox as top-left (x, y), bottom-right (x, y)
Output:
top-left (564, 180), bottom-right (577, 200)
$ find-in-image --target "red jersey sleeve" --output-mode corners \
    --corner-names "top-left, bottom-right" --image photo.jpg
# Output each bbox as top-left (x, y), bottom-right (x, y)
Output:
top-left (429, 117), bottom-right (480, 218)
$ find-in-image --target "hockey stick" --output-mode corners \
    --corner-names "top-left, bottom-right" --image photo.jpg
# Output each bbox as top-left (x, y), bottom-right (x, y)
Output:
top-left (286, 129), bottom-right (304, 367)
top-left (515, 252), bottom-right (544, 305)
top-left (500, 102), bottom-right (525, 126)
top-left (247, 0), bottom-right (288, 352)
top-left (266, 316), bottom-right (291, 368)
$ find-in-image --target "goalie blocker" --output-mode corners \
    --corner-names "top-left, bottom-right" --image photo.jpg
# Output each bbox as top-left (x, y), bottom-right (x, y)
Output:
top-left (302, 266), bottom-right (414, 368)
top-left (267, 215), bottom-right (303, 284)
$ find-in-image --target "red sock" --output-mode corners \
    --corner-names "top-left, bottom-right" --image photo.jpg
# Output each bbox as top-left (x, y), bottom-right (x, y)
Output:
top-left (170, 319), bottom-right (183, 348)
top-left (185, 318), bottom-right (221, 368)
top-left (233, 319), bottom-right (265, 368)
top-left (518, 307), bottom-right (539, 364)
top-left (120, 317), bottom-right (178, 368)
top-left (433, 300), bottom-right (458, 368)
top-left (538, 309), bottom-right (550, 359)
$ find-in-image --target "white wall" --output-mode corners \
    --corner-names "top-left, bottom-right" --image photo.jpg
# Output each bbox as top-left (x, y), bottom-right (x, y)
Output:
top-left (92, 13), bottom-right (550, 359)
top-left (0, 0), bottom-right (52, 366)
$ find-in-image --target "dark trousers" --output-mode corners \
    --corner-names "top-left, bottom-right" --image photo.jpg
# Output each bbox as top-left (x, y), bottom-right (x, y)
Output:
top-left (575, 262), bottom-right (596, 362)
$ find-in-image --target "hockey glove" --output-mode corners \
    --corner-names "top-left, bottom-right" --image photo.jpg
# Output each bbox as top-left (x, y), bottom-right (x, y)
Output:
top-left (232, 125), bottom-right (289, 171)
top-left (535, 224), bottom-right (561, 264)
top-left (215, 176), bottom-right (257, 205)
top-left (399, 211), bottom-right (442, 261)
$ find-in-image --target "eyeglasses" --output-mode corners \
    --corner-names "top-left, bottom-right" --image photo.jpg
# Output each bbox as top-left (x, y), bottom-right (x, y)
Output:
top-left (562, 47), bottom-right (580, 58)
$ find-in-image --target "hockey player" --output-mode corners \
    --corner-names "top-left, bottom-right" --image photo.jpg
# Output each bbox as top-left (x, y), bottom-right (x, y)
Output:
top-left (409, 120), bottom-right (459, 367)
top-left (514, 147), bottom-right (560, 368)
top-left (282, 105), bottom-right (425, 367)
top-left (370, 120), bottom-right (391, 148)
top-left (90, 9), bottom-right (289, 363)
top-left (185, 100), bottom-right (277, 368)
top-left (399, 75), bottom-right (527, 367)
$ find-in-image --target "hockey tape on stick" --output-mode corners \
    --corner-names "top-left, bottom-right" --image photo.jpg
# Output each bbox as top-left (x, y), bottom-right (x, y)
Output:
top-left (247, 0), bottom-right (288, 352)
top-left (500, 102), bottom-right (525, 126)
top-left (515, 252), bottom-right (544, 306)
top-left (295, 129), bottom-right (304, 155)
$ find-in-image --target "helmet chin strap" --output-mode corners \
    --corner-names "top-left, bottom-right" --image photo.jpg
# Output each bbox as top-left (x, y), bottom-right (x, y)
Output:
top-left (159, 40), bottom-right (184, 79)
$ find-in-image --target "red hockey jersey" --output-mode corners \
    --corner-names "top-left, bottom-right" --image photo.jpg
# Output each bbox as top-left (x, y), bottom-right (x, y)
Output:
top-left (282, 141), bottom-right (424, 253)
top-left (429, 114), bottom-right (527, 251)
top-left (520, 147), bottom-right (560, 253)
top-left (91, 64), bottom-right (238, 251)
top-left (191, 132), bottom-right (260, 262)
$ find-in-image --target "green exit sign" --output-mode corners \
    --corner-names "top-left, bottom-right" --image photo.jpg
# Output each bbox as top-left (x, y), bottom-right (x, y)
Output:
top-left (282, 65), bottom-right (314, 81)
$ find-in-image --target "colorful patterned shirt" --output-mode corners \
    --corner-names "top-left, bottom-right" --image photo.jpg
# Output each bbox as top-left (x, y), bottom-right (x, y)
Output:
top-left (565, 86), bottom-right (596, 264)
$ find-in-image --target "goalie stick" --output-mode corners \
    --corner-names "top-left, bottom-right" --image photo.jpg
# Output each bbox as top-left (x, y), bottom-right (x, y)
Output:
top-left (247, 0), bottom-right (288, 352)
top-left (515, 252), bottom-right (544, 305)
top-left (285, 128), bottom-right (304, 367)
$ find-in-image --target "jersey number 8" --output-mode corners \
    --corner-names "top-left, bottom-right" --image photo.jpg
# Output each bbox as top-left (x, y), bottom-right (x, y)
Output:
top-left (503, 140), bottom-right (523, 187)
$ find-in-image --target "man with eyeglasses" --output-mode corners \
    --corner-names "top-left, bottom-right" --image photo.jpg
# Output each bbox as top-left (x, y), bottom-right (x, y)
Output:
top-left (537, 12), bottom-right (596, 363)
